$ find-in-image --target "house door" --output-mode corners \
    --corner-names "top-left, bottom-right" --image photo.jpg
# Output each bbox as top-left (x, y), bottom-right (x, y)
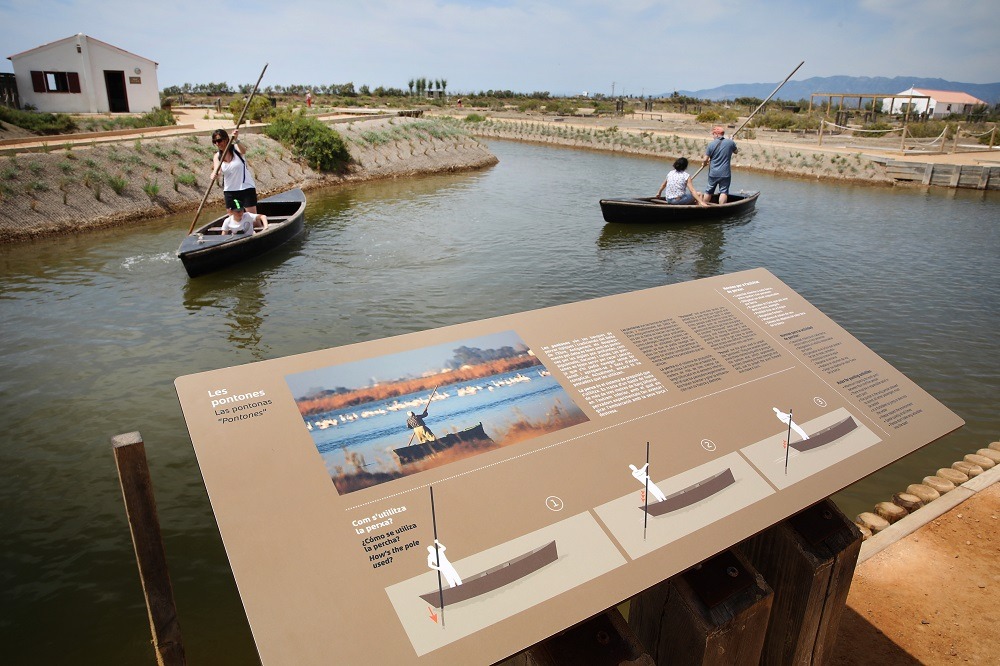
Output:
top-left (104, 71), bottom-right (129, 113)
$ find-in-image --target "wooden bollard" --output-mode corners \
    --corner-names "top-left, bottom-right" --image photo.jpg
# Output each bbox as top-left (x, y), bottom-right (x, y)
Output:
top-left (976, 448), bottom-right (1000, 464)
top-left (112, 432), bottom-right (186, 666)
top-left (628, 549), bottom-right (772, 666)
top-left (936, 467), bottom-right (968, 485)
top-left (964, 453), bottom-right (995, 470)
top-left (855, 512), bottom-right (889, 533)
top-left (906, 483), bottom-right (940, 504)
top-left (891, 492), bottom-right (923, 513)
top-left (951, 460), bottom-right (983, 478)
top-left (854, 523), bottom-right (872, 540)
top-left (989, 441), bottom-right (1000, 453)
top-left (874, 501), bottom-right (907, 523)
top-left (922, 475), bottom-right (955, 494)
top-left (497, 607), bottom-right (653, 666)
top-left (738, 499), bottom-right (862, 665)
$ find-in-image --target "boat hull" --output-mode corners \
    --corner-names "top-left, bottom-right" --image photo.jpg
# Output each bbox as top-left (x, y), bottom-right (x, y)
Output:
top-left (600, 192), bottom-right (759, 224)
top-left (177, 188), bottom-right (306, 277)
top-left (640, 468), bottom-right (736, 516)
top-left (420, 540), bottom-right (559, 607)
top-left (393, 422), bottom-right (493, 466)
top-left (789, 416), bottom-right (858, 452)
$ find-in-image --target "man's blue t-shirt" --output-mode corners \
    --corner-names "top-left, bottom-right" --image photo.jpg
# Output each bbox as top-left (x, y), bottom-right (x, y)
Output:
top-left (705, 137), bottom-right (738, 178)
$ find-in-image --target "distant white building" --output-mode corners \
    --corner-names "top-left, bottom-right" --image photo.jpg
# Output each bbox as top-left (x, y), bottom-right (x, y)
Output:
top-left (7, 34), bottom-right (160, 113)
top-left (882, 87), bottom-right (987, 118)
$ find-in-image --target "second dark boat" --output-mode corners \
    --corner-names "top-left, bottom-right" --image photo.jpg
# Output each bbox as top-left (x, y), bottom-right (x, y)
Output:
top-left (600, 191), bottom-right (759, 224)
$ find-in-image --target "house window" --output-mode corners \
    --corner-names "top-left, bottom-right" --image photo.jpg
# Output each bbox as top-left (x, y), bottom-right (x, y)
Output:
top-left (30, 70), bottom-right (81, 93)
top-left (946, 104), bottom-right (952, 111)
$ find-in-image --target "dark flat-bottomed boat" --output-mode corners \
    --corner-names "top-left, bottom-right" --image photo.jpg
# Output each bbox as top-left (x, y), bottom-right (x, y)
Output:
top-left (420, 540), bottom-right (559, 608)
top-left (788, 416), bottom-right (858, 452)
top-left (177, 188), bottom-right (306, 277)
top-left (640, 468), bottom-right (736, 516)
top-left (600, 191), bottom-right (759, 224)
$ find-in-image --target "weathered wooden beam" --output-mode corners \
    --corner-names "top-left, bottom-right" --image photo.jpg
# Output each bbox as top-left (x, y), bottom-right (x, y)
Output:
top-left (112, 432), bottom-right (186, 666)
top-left (738, 499), bottom-right (862, 665)
top-left (496, 607), bottom-right (653, 666)
top-left (628, 549), bottom-right (772, 665)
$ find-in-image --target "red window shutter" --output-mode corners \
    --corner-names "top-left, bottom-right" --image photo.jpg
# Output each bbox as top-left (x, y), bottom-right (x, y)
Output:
top-left (31, 70), bottom-right (45, 93)
top-left (68, 72), bottom-right (81, 93)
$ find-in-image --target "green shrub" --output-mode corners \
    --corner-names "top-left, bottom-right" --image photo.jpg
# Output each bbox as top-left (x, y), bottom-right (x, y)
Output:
top-left (143, 179), bottom-right (160, 198)
top-left (263, 111), bottom-right (352, 171)
top-left (107, 175), bottom-right (128, 195)
top-left (464, 113), bottom-right (487, 123)
top-left (229, 95), bottom-right (275, 123)
top-left (0, 106), bottom-right (77, 134)
top-left (176, 172), bottom-right (198, 186)
top-left (696, 110), bottom-right (720, 123)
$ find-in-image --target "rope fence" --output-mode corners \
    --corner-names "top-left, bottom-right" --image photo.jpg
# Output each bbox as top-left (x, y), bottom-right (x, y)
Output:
top-left (818, 120), bottom-right (998, 154)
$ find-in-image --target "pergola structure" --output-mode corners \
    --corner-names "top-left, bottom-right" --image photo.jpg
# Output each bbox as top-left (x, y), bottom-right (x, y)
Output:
top-left (808, 92), bottom-right (932, 123)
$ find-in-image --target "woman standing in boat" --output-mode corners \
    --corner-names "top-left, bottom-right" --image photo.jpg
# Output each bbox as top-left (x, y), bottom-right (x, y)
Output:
top-left (655, 157), bottom-right (708, 206)
top-left (210, 128), bottom-right (259, 214)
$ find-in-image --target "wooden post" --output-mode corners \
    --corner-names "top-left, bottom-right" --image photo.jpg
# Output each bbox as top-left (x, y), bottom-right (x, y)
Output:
top-left (497, 607), bottom-right (653, 666)
top-left (737, 499), bottom-right (862, 665)
top-left (989, 126), bottom-right (996, 151)
top-left (817, 120), bottom-right (824, 146)
top-left (899, 125), bottom-right (907, 153)
top-left (112, 432), bottom-right (186, 666)
top-left (952, 124), bottom-right (961, 153)
top-left (628, 549), bottom-right (772, 665)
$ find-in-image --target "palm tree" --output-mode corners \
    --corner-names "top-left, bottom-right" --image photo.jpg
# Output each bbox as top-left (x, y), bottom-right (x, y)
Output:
top-left (408, 79), bottom-right (415, 96)
top-left (440, 79), bottom-right (448, 97)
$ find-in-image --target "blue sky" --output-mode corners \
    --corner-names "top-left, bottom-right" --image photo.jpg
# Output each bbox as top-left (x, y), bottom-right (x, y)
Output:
top-left (284, 330), bottom-right (527, 398)
top-left (1, 1), bottom-right (997, 94)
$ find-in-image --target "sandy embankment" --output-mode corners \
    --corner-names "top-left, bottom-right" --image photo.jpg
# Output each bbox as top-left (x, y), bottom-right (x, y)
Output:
top-left (434, 109), bottom-right (898, 185)
top-left (0, 116), bottom-right (497, 243)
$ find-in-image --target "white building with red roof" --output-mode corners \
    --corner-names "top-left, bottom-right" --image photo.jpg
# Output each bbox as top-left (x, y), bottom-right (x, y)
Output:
top-left (883, 86), bottom-right (987, 118)
top-left (7, 34), bottom-right (160, 114)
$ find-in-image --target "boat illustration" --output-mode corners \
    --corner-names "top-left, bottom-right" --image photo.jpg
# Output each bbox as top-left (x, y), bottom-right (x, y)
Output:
top-left (419, 540), bottom-right (558, 608)
top-left (788, 416), bottom-right (858, 452)
top-left (392, 422), bottom-right (494, 466)
top-left (640, 468), bottom-right (736, 516)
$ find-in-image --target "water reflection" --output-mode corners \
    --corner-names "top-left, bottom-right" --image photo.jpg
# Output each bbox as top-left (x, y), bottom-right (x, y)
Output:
top-left (597, 213), bottom-right (754, 279)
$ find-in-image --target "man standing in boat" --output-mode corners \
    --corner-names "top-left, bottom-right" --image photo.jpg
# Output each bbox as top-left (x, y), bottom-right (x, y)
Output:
top-left (701, 125), bottom-right (738, 204)
top-left (629, 463), bottom-right (667, 502)
top-left (407, 408), bottom-right (437, 443)
top-left (427, 540), bottom-right (462, 587)
top-left (774, 407), bottom-right (809, 442)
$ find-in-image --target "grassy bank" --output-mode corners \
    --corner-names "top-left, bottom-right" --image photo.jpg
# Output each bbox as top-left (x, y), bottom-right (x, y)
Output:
top-left (0, 117), bottom-right (497, 243)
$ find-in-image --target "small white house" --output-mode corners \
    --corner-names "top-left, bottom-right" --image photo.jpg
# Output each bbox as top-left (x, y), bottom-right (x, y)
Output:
top-left (7, 34), bottom-right (159, 114)
top-left (882, 87), bottom-right (987, 118)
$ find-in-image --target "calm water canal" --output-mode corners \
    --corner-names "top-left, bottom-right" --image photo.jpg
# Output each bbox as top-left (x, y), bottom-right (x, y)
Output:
top-left (1, 139), bottom-right (997, 664)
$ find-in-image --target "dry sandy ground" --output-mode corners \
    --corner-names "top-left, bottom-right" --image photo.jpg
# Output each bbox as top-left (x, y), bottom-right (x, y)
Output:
top-left (829, 481), bottom-right (1000, 665)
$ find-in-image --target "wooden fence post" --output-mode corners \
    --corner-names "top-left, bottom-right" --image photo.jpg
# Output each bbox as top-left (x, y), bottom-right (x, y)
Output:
top-left (628, 549), bottom-right (773, 665)
top-left (952, 124), bottom-right (961, 153)
top-left (112, 432), bottom-right (186, 666)
top-left (737, 499), bottom-right (862, 665)
top-left (899, 125), bottom-right (907, 153)
top-left (496, 607), bottom-right (653, 666)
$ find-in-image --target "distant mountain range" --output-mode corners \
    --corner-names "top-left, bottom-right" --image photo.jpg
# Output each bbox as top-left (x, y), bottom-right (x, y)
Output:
top-left (674, 76), bottom-right (1000, 105)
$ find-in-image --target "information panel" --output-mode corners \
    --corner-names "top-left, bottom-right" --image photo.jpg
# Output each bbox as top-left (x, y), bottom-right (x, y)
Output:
top-left (175, 268), bottom-right (962, 665)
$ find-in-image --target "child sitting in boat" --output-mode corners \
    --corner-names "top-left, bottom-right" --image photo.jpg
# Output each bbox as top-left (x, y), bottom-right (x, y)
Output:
top-left (220, 201), bottom-right (269, 235)
top-left (655, 157), bottom-right (709, 206)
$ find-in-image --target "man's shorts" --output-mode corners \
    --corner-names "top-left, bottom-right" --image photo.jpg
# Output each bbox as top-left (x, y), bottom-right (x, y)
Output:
top-left (704, 175), bottom-right (731, 195)
top-left (224, 188), bottom-right (258, 211)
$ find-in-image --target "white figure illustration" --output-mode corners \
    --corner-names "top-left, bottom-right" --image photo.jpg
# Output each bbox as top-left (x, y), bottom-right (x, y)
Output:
top-left (773, 407), bottom-right (809, 441)
top-left (629, 463), bottom-right (667, 502)
top-left (427, 540), bottom-right (462, 587)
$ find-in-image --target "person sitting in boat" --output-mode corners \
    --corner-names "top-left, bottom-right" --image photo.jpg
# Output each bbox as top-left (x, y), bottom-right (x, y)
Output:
top-left (427, 540), bottom-right (462, 587)
top-left (655, 157), bottom-right (709, 206)
top-left (406, 409), bottom-right (437, 443)
top-left (220, 200), bottom-right (269, 235)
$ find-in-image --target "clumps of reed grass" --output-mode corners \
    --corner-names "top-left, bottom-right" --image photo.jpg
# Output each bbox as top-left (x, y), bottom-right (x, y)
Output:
top-left (142, 178), bottom-right (160, 199)
top-left (107, 175), bottom-right (128, 195)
